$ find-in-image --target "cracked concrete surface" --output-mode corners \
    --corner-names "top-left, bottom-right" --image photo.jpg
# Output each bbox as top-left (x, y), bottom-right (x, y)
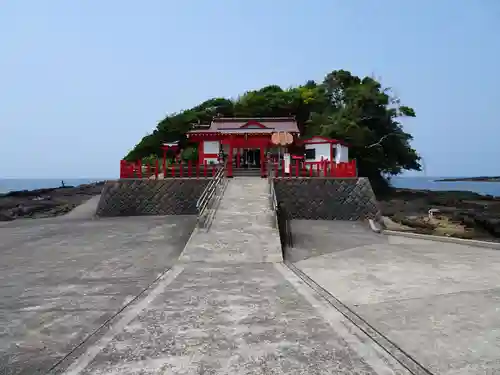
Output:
top-left (291, 220), bottom-right (500, 375)
top-left (0, 216), bottom-right (196, 374)
top-left (65, 263), bottom-right (408, 374)
top-left (0, 179), bottom-right (413, 375)
top-left (179, 178), bottom-right (282, 263)
top-left (3, 181), bottom-right (499, 374)
top-left (0, 214), bottom-right (410, 375)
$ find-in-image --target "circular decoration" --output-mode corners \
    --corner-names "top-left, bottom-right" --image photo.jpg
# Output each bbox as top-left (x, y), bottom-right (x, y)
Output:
top-left (271, 132), bottom-right (280, 145)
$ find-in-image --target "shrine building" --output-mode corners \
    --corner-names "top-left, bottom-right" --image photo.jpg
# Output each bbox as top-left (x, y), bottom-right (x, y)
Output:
top-left (186, 117), bottom-right (350, 169)
top-left (186, 117), bottom-right (298, 167)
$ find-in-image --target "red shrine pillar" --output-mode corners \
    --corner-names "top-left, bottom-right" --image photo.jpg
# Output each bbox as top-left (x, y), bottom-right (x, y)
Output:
top-left (260, 144), bottom-right (267, 177)
top-left (161, 146), bottom-right (169, 176)
top-left (227, 136), bottom-right (234, 178)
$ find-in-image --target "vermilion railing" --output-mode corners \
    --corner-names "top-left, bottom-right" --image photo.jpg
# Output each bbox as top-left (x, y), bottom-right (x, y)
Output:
top-left (120, 159), bottom-right (218, 179)
top-left (269, 159), bottom-right (357, 178)
top-left (120, 158), bottom-right (357, 179)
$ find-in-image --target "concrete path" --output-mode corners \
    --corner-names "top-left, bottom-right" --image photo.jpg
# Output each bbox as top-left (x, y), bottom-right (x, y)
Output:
top-left (179, 177), bottom-right (283, 263)
top-left (7, 184), bottom-right (498, 373)
top-left (0, 214), bottom-right (412, 374)
top-left (291, 220), bottom-right (500, 375)
top-left (59, 263), bottom-right (409, 374)
top-left (63, 195), bottom-right (101, 220)
top-left (0, 216), bottom-right (196, 375)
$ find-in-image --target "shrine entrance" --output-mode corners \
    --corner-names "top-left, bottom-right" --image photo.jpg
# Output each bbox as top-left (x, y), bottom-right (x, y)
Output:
top-left (241, 149), bottom-right (261, 168)
top-left (221, 136), bottom-right (271, 177)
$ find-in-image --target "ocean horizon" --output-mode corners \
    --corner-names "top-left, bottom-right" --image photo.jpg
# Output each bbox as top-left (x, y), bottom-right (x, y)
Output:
top-left (0, 178), bottom-right (107, 194)
top-left (1, 176), bottom-right (500, 197)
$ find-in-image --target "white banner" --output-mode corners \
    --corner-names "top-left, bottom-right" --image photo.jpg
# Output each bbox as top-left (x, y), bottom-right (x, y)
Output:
top-left (284, 153), bottom-right (291, 174)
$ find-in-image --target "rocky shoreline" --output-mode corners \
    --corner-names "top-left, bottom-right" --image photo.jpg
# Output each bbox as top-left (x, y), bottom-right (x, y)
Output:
top-left (0, 182), bottom-right (105, 221)
top-left (2, 182), bottom-right (500, 242)
top-left (378, 188), bottom-right (500, 241)
top-left (436, 177), bottom-right (500, 182)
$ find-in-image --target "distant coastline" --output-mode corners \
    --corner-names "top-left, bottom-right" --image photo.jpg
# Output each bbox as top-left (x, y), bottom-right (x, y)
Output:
top-left (435, 176), bottom-right (500, 182)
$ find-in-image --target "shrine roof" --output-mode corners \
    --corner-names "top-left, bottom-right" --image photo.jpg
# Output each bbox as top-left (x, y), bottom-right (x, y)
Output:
top-left (187, 117), bottom-right (299, 135)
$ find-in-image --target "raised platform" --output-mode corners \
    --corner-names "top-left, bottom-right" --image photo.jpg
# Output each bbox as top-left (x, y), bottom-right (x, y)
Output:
top-left (274, 177), bottom-right (380, 221)
top-left (96, 179), bottom-right (210, 217)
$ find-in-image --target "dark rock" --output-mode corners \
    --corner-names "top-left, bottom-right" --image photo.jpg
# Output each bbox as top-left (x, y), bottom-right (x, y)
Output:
top-left (0, 181), bottom-right (105, 221)
top-left (379, 188), bottom-right (500, 241)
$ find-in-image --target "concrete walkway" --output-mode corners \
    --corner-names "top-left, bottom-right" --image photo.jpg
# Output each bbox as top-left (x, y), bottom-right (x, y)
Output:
top-left (291, 220), bottom-right (500, 375)
top-left (60, 262), bottom-right (411, 374)
top-left (10, 179), bottom-right (497, 373)
top-left (63, 195), bottom-right (100, 220)
top-left (179, 177), bottom-right (283, 263)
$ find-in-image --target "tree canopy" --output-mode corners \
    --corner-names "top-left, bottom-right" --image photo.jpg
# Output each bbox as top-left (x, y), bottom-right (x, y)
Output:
top-left (124, 70), bottom-right (420, 191)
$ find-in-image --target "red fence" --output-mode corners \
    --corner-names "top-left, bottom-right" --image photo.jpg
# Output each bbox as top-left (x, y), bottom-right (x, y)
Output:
top-left (120, 159), bottom-right (219, 179)
top-left (269, 159), bottom-right (357, 178)
top-left (120, 158), bottom-right (357, 179)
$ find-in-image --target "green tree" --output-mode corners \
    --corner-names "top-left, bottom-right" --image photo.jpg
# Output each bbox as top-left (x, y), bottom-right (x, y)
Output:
top-left (310, 70), bottom-right (420, 192)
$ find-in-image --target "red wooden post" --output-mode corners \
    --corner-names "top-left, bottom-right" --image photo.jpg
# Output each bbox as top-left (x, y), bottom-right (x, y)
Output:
top-left (155, 159), bottom-right (159, 179)
top-left (120, 160), bottom-right (125, 178)
top-left (227, 143), bottom-right (233, 177)
top-left (126, 162), bottom-right (132, 178)
top-left (137, 159), bottom-right (142, 178)
top-left (204, 161), bottom-right (208, 177)
top-left (162, 148), bottom-right (167, 175)
top-left (339, 163), bottom-right (345, 177)
top-left (212, 165), bottom-right (216, 176)
top-left (309, 164), bottom-right (313, 177)
top-left (171, 162), bottom-right (176, 177)
top-left (260, 146), bottom-right (265, 177)
top-left (188, 160), bottom-right (192, 177)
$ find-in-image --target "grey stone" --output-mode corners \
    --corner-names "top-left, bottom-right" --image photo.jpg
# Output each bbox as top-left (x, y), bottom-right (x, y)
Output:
top-left (274, 177), bottom-right (381, 221)
top-left (96, 179), bottom-right (210, 217)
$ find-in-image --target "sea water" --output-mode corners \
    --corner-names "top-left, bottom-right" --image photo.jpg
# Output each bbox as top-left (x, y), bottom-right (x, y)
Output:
top-left (1, 177), bottom-right (500, 197)
top-left (0, 178), bottom-right (106, 194)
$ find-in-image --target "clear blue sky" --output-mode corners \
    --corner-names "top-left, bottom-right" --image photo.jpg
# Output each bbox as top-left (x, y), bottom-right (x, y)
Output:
top-left (1, 0), bottom-right (499, 178)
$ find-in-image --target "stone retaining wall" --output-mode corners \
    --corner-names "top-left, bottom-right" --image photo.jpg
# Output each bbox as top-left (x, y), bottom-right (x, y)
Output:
top-left (273, 177), bottom-right (380, 221)
top-left (96, 179), bottom-right (210, 217)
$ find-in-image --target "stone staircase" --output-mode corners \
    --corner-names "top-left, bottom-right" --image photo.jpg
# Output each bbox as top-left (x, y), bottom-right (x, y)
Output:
top-left (179, 177), bottom-right (283, 263)
top-left (230, 167), bottom-right (262, 177)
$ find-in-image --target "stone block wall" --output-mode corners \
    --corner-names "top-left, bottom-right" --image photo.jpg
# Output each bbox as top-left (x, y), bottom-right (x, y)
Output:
top-left (96, 179), bottom-right (210, 217)
top-left (273, 177), bottom-right (380, 221)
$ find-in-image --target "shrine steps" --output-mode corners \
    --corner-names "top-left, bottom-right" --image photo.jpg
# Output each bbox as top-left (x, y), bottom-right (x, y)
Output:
top-left (229, 167), bottom-right (263, 177)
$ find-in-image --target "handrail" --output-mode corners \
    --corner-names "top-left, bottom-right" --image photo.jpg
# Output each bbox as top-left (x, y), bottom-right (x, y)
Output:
top-left (268, 162), bottom-right (293, 248)
top-left (197, 166), bottom-right (224, 214)
top-left (268, 163), bottom-right (278, 214)
top-left (196, 164), bottom-right (226, 228)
